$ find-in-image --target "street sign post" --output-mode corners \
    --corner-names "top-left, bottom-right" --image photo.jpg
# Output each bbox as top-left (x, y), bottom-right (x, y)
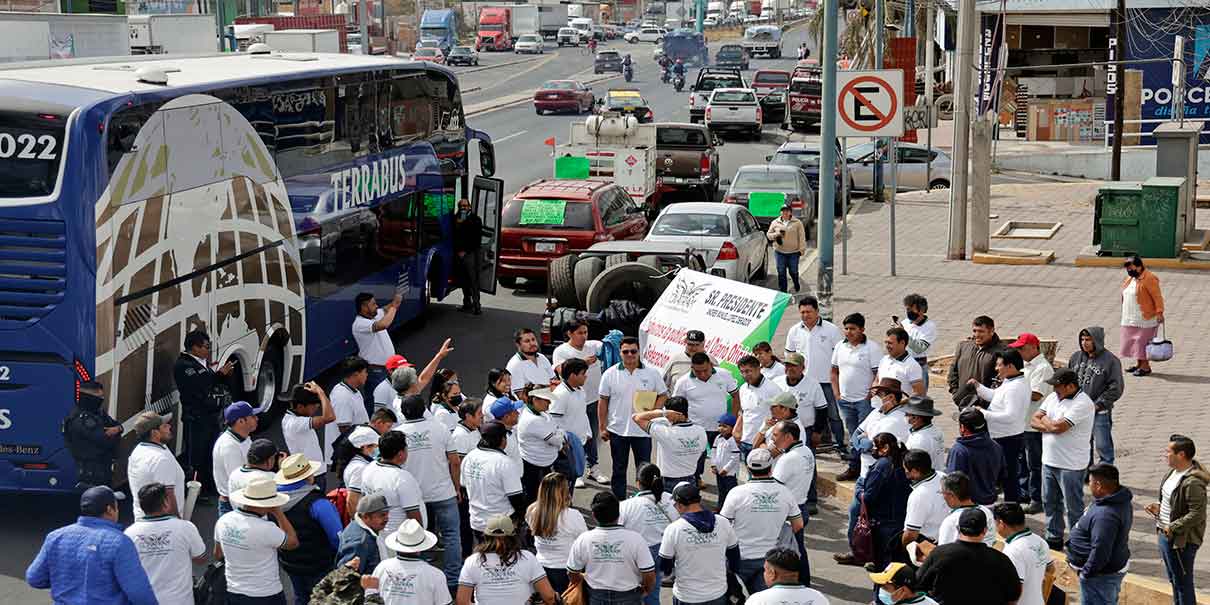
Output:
top-left (836, 69), bottom-right (906, 138)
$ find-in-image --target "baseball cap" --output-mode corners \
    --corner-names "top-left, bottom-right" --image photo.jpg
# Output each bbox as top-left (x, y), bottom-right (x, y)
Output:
top-left (783, 352), bottom-right (805, 367)
top-left (386, 355), bottom-right (413, 371)
top-left (80, 485), bottom-right (120, 516)
top-left (348, 426), bottom-right (380, 449)
top-left (717, 413), bottom-right (737, 427)
top-left (769, 391), bottom-right (798, 410)
top-left (746, 448), bottom-right (774, 470)
top-left (224, 401), bottom-right (256, 424)
top-left (780, 203), bottom-right (794, 211)
top-left (958, 507), bottom-right (988, 536)
top-left (484, 515), bottom-right (516, 536)
top-left (489, 396), bottom-right (524, 419)
top-left (247, 438), bottom-right (279, 464)
top-left (868, 562), bottom-right (915, 587)
top-left (685, 330), bottom-right (705, 343)
top-left (528, 387), bottom-right (555, 402)
top-left (958, 407), bottom-right (987, 432)
top-left (1008, 333), bottom-right (1040, 348)
top-left (356, 492), bottom-right (390, 515)
top-left (133, 410), bottom-right (172, 436)
top-left (1047, 368), bottom-right (1079, 386)
top-left (671, 481), bottom-right (701, 504)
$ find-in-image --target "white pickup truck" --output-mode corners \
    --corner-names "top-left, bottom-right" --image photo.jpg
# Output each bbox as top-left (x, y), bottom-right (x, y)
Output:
top-left (705, 88), bottom-right (763, 140)
top-left (688, 68), bottom-right (748, 123)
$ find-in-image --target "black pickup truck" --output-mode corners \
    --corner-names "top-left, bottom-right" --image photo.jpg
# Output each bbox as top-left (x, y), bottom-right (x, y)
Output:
top-left (654, 122), bottom-right (723, 202)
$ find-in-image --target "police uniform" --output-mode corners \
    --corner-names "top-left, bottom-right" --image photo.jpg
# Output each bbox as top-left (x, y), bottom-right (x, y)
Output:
top-left (63, 393), bottom-right (121, 488)
top-left (173, 352), bottom-right (222, 492)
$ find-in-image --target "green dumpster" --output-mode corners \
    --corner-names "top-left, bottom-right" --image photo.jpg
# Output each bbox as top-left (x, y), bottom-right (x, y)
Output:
top-left (1094, 177), bottom-right (1185, 258)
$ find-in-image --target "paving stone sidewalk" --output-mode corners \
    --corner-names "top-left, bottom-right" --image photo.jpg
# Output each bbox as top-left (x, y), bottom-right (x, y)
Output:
top-left (769, 182), bottom-right (1210, 588)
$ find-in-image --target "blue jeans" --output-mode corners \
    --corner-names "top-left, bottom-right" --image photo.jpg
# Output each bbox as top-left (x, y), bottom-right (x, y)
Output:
top-left (847, 476), bottom-right (865, 544)
top-left (644, 543), bottom-right (662, 605)
top-left (227, 593), bottom-right (287, 605)
top-left (219, 498), bottom-right (233, 516)
top-left (287, 571), bottom-right (326, 605)
top-left (837, 398), bottom-right (872, 472)
top-left (1093, 412), bottom-right (1115, 465)
top-left (1042, 465), bottom-right (1085, 541)
top-left (738, 441), bottom-right (754, 459)
top-left (914, 357), bottom-right (929, 390)
top-left (794, 502), bottom-right (812, 585)
top-left (674, 597), bottom-right (728, 605)
top-left (1159, 532), bottom-right (1199, 605)
top-left (365, 366), bottom-right (389, 417)
top-left (820, 383), bottom-right (845, 452)
top-left (426, 497), bottom-right (462, 587)
top-left (1020, 431), bottom-right (1043, 504)
top-left (716, 474), bottom-right (738, 511)
top-left (590, 588), bottom-right (643, 605)
top-left (586, 402), bottom-right (600, 468)
top-left (774, 251), bottom-right (801, 292)
top-left (696, 431), bottom-right (719, 479)
top-left (995, 433), bottom-right (1024, 503)
top-left (608, 433), bottom-right (652, 500)
top-left (735, 557), bottom-right (766, 594)
top-left (1080, 571), bottom-right (1125, 605)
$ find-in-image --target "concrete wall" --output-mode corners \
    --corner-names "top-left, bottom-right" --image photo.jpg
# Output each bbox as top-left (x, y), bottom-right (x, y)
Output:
top-left (995, 146), bottom-right (1210, 181)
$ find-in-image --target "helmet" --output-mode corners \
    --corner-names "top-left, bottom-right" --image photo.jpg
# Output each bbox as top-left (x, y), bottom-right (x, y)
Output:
top-left (676, 58), bottom-right (683, 63)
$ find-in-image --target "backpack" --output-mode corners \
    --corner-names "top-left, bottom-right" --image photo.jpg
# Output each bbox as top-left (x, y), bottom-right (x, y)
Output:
top-left (327, 487), bottom-right (351, 527)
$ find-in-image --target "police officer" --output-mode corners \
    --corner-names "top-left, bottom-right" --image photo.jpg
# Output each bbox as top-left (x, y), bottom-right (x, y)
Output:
top-left (173, 329), bottom-right (234, 496)
top-left (63, 381), bottom-right (121, 489)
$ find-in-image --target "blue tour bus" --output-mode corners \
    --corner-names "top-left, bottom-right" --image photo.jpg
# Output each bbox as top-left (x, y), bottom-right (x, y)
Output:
top-left (0, 52), bottom-right (503, 493)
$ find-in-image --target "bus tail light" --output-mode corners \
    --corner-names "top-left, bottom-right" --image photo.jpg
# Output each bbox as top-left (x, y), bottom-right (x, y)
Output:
top-left (20, 463), bottom-right (50, 470)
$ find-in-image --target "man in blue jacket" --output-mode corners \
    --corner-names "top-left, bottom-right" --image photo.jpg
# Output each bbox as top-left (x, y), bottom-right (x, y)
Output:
top-left (1067, 463), bottom-right (1133, 605)
top-left (337, 492), bottom-right (391, 574)
top-left (26, 485), bottom-right (157, 605)
top-left (945, 407), bottom-right (1003, 506)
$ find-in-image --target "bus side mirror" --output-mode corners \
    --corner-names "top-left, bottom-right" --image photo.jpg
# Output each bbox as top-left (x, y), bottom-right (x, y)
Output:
top-left (480, 141), bottom-right (496, 177)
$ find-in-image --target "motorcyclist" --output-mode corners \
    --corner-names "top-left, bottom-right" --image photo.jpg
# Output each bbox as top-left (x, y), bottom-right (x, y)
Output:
top-left (587, 37), bottom-right (598, 54)
top-left (673, 58), bottom-right (686, 79)
top-left (622, 53), bottom-right (633, 68)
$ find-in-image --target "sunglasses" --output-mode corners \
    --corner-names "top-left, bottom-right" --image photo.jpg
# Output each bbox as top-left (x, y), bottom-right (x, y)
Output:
top-left (621, 350), bottom-right (639, 355)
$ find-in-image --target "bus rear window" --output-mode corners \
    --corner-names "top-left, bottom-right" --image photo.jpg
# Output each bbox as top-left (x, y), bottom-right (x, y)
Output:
top-left (0, 111), bottom-right (66, 198)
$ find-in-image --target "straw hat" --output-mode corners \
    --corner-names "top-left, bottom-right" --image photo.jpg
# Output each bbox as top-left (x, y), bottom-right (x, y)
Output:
top-left (275, 453), bottom-right (323, 485)
top-left (230, 476), bottom-right (289, 509)
top-left (385, 518), bottom-right (439, 554)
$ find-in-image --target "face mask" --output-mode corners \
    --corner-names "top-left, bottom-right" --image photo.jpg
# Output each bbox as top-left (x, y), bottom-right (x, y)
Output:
top-left (449, 394), bottom-right (464, 406)
top-left (368, 448), bottom-right (379, 460)
top-left (1126, 269), bottom-right (1140, 278)
top-left (905, 310), bottom-right (919, 322)
top-left (877, 588), bottom-right (896, 604)
top-left (458, 209), bottom-right (470, 218)
top-left (79, 393), bottom-right (104, 410)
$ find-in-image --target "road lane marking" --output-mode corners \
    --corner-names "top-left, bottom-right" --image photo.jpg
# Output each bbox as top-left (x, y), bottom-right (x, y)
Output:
top-left (494, 130), bottom-right (528, 143)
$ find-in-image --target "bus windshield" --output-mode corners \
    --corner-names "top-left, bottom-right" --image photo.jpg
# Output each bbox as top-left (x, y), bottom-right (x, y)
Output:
top-left (0, 110), bottom-right (67, 198)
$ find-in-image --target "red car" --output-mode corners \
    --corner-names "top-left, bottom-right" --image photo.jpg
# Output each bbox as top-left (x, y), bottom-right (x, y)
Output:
top-left (533, 80), bottom-right (596, 115)
top-left (412, 47), bottom-right (446, 64)
top-left (498, 179), bottom-right (649, 287)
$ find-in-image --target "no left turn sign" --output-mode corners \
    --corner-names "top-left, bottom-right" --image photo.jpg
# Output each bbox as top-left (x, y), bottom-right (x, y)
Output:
top-left (835, 69), bottom-right (905, 137)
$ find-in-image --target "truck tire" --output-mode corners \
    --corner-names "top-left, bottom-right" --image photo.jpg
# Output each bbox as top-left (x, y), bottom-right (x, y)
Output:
top-left (550, 254), bottom-right (579, 308)
top-left (573, 257), bottom-right (606, 307)
top-left (635, 255), bottom-right (662, 269)
top-left (604, 253), bottom-right (629, 269)
top-left (585, 262), bottom-right (671, 313)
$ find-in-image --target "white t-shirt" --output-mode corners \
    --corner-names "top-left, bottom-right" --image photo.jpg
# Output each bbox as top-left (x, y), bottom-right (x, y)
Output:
top-left (760, 361), bottom-right (786, 380)
top-left (360, 460), bottom-right (427, 536)
top-left (399, 417), bottom-right (457, 502)
top-left (128, 442), bottom-right (185, 520)
top-left (619, 491), bottom-right (680, 546)
top-left (648, 418), bottom-right (707, 479)
top-left (659, 515), bottom-right (739, 603)
top-left (212, 430), bottom-right (250, 499)
top-left (281, 410), bottom-right (329, 474)
top-left (878, 354), bottom-right (924, 389)
top-left (784, 319), bottom-right (843, 383)
top-left (936, 505), bottom-right (998, 547)
top-left (529, 508), bottom-right (590, 568)
top-left (1002, 530), bottom-right (1050, 605)
top-left (712, 434), bottom-right (742, 477)
top-left (567, 526), bottom-right (655, 591)
top-left (428, 403), bottom-right (458, 431)
top-left (227, 467), bottom-right (274, 495)
top-left (373, 555), bottom-right (453, 605)
top-left (858, 406), bottom-right (911, 477)
top-left (975, 374), bottom-right (1031, 438)
top-left (373, 379), bottom-right (396, 410)
top-left (772, 374), bottom-right (827, 430)
top-left (599, 363), bottom-right (668, 438)
top-left (903, 471), bottom-right (949, 541)
top-left (673, 369), bottom-right (738, 430)
top-left (352, 309), bottom-right (395, 366)
top-left (458, 550), bottom-right (546, 604)
top-left (772, 442), bottom-right (815, 505)
top-left (746, 584), bottom-right (832, 605)
top-left (1160, 469), bottom-right (1189, 528)
top-left (332, 382), bottom-right (370, 427)
top-left (505, 427), bottom-right (523, 466)
top-left (549, 382), bottom-right (591, 444)
top-left (125, 516), bottom-right (206, 605)
top-left (901, 317), bottom-right (939, 359)
top-left (518, 406), bottom-right (566, 467)
top-left (1023, 355), bottom-right (1054, 434)
top-left (906, 423), bottom-right (947, 471)
top-left (344, 454), bottom-right (373, 494)
top-left (214, 510), bottom-right (287, 598)
top-left (552, 340), bottom-right (604, 402)
top-left (505, 352), bottom-right (556, 393)
top-left (1037, 391), bottom-right (1096, 471)
top-left (461, 447), bottom-right (524, 532)
top-left (720, 478), bottom-right (802, 560)
top-left (738, 377), bottom-right (782, 444)
top-left (831, 339), bottom-right (882, 402)
top-left (450, 423), bottom-right (480, 456)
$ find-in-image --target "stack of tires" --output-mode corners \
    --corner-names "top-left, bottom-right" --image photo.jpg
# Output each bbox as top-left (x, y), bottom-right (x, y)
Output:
top-left (548, 253), bottom-right (675, 313)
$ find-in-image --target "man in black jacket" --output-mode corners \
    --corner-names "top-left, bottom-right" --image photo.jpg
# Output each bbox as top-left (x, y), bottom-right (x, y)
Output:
top-left (946, 315), bottom-right (1007, 409)
top-left (453, 198), bottom-right (483, 315)
top-left (1067, 463), bottom-right (1133, 605)
top-left (916, 508), bottom-right (1022, 605)
top-left (63, 381), bottom-right (122, 489)
top-left (172, 330), bottom-right (233, 495)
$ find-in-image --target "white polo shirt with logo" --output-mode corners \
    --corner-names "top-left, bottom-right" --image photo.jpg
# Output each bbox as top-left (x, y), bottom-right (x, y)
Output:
top-left (906, 423), bottom-right (947, 471)
top-left (831, 338), bottom-right (882, 402)
top-left (343, 454), bottom-right (373, 494)
top-left (518, 405), bottom-right (566, 467)
top-left (281, 410), bottom-right (330, 474)
top-left (214, 510), bottom-right (287, 598)
top-left (458, 550), bottom-right (546, 604)
top-left (360, 460), bottom-right (427, 536)
top-left (352, 309), bottom-right (394, 366)
top-left (746, 584), bottom-right (832, 605)
top-left (567, 525), bottom-right (656, 591)
top-left (772, 442), bottom-right (815, 505)
top-left (460, 447), bottom-right (524, 532)
top-left (1002, 529), bottom-right (1051, 605)
top-left (760, 361), bottom-right (786, 380)
top-left (212, 429), bottom-right (250, 499)
top-left (530, 508), bottom-right (590, 569)
top-left (619, 491), bottom-right (680, 546)
top-left (936, 505), bottom-right (997, 547)
top-left (125, 515), bottom-right (206, 605)
top-left (647, 418), bottom-right (707, 480)
top-left (673, 369), bottom-right (738, 430)
top-left (771, 374), bottom-right (827, 430)
top-left (552, 340), bottom-right (604, 401)
top-left (128, 441), bottom-right (185, 520)
top-left (1037, 391), bottom-right (1095, 471)
top-left (332, 381), bottom-right (370, 426)
top-left (659, 514), bottom-right (739, 603)
top-left (903, 471), bottom-right (949, 542)
top-left (784, 319), bottom-right (843, 383)
top-left (450, 423), bottom-right (479, 457)
top-left (878, 353), bottom-right (924, 388)
top-left (373, 555), bottom-right (453, 605)
top-left (373, 379), bottom-right (396, 409)
top-left (399, 417), bottom-right (457, 503)
top-left (599, 363), bottom-right (668, 438)
top-left (505, 352), bottom-right (556, 392)
top-left (719, 477), bottom-right (802, 560)
top-left (550, 382), bottom-right (591, 444)
top-left (738, 377), bottom-right (782, 444)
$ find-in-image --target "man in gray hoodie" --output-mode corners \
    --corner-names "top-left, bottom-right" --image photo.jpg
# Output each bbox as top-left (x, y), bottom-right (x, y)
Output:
top-left (1067, 327), bottom-right (1123, 465)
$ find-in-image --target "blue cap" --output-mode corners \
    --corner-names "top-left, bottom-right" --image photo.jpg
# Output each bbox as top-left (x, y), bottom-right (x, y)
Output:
top-left (80, 485), bottom-right (119, 516)
top-left (489, 396), bottom-right (524, 420)
top-left (224, 401), bottom-right (256, 424)
top-left (717, 413), bottom-right (737, 427)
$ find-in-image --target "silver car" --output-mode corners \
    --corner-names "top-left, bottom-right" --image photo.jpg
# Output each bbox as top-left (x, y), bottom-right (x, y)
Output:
top-left (721, 164), bottom-right (816, 231)
top-left (514, 34), bottom-right (545, 54)
top-left (644, 202), bottom-right (768, 282)
top-left (846, 141), bottom-right (952, 192)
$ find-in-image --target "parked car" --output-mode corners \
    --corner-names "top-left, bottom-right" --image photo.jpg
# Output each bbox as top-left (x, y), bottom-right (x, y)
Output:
top-left (498, 179), bottom-right (649, 287)
top-left (557, 27), bottom-right (582, 46)
top-left (594, 49), bottom-right (624, 73)
top-left (645, 202), bottom-right (767, 282)
top-left (534, 80), bottom-right (596, 114)
top-left (412, 47), bottom-right (446, 64)
top-left (515, 33), bottom-right (545, 54)
top-left (624, 26), bottom-right (666, 43)
top-left (767, 140), bottom-right (851, 214)
top-left (654, 122), bottom-right (722, 201)
top-left (689, 67), bottom-right (747, 123)
top-left (597, 89), bottom-right (654, 123)
top-left (705, 88), bottom-right (762, 139)
top-left (715, 43), bottom-right (749, 70)
top-left (722, 164), bottom-right (815, 230)
top-left (446, 45), bottom-right (479, 65)
top-left (751, 69), bottom-right (790, 123)
top-left (703, 16), bottom-right (719, 27)
top-left (846, 141), bottom-right (953, 192)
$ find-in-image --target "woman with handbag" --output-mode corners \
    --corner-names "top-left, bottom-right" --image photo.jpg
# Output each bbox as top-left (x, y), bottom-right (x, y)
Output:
top-left (1120, 254), bottom-right (1165, 377)
top-left (862, 433), bottom-right (911, 572)
top-left (527, 472), bottom-right (588, 595)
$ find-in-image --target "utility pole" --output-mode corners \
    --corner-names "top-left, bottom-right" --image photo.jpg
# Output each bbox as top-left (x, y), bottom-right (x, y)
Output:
top-left (1110, 0), bottom-right (1126, 180)
top-left (818, 0), bottom-right (839, 321)
top-left (359, 0), bottom-right (369, 54)
top-left (872, 0), bottom-right (885, 202)
top-left (696, 0), bottom-right (704, 32)
top-left (925, 0), bottom-right (934, 189)
top-left (947, 0), bottom-right (976, 260)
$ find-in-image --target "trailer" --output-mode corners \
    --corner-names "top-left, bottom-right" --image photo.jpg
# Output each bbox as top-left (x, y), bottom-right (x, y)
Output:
top-left (0, 12), bottom-right (129, 63)
top-left (512, 5), bottom-right (539, 36)
top-left (536, 3), bottom-right (568, 38)
top-left (264, 29), bottom-right (340, 52)
top-left (129, 14), bottom-right (215, 55)
top-left (556, 112), bottom-right (658, 208)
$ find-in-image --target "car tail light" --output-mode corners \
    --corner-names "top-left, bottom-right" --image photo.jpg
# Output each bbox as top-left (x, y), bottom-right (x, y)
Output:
top-left (723, 194), bottom-right (737, 204)
top-left (689, 96), bottom-right (696, 107)
top-left (717, 241), bottom-right (740, 260)
top-left (645, 109), bottom-right (653, 120)
top-left (700, 153), bottom-right (711, 174)
top-left (756, 106), bottom-right (763, 123)
top-left (789, 197), bottom-right (804, 210)
top-left (594, 231), bottom-right (614, 242)
top-left (705, 107), bottom-right (712, 120)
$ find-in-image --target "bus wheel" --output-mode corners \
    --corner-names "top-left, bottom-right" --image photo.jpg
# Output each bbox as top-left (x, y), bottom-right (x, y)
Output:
top-left (254, 347), bottom-right (283, 418)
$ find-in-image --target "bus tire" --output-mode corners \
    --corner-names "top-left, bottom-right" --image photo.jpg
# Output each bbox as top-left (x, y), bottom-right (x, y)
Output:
top-left (573, 256), bottom-right (606, 307)
top-left (635, 255), bottom-right (661, 269)
top-left (253, 345), bottom-right (284, 422)
top-left (585, 262), bottom-right (671, 313)
top-left (550, 254), bottom-right (580, 308)
top-left (604, 253), bottom-right (629, 269)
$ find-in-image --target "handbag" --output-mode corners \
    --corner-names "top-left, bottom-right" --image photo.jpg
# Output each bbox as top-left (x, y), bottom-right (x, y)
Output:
top-left (1147, 324), bottom-right (1173, 362)
top-left (193, 560), bottom-right (225, 605)
top-left (851, 496), bottom-right (875, 564)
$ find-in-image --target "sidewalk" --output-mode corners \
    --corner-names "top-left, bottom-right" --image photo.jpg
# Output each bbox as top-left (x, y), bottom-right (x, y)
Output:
top-left (769, 181), bottom-right (1210, 591)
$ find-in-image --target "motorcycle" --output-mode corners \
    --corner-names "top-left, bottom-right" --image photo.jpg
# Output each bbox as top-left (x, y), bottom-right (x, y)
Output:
top-left (660, 66), bottom-right (671, 83)
top-left (673, 74), bottom-right (685, 92)
top-left (623, 63), bottom-right (634, 82)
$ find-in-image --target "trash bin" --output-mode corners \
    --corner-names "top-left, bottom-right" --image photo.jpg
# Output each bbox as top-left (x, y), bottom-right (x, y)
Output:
top-left (1094, 177), bottom-right (1185, 258)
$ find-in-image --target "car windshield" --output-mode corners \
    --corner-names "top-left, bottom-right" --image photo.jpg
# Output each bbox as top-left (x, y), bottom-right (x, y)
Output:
top-left (771, 151), bottom-right (820, 169)
top-left (519, 35), bottom-right (541, 42)
top-left (559, 28), bottom-right (576, 34)
top-left (502, 198), bottom-right (595, 229)
top-left (415, 48), bottom-right (438, 56)
top-left (543, 81), bottom-right (578, 90)
top-left (847, 141), bottom-right (877, 159)
top-left (451, 47), bottom-right (471, 54)
top-left (598, 51), bottom-right (620, 59)
top-left (656, 127), bottom-right (709, 146)
top-left (718, 46), bottom-right (743, 56)
top-left (789, 79), bottom-right (820, 93)
top-left (697, 76), bottom-right (743, 91)
top-left (733, 170), bottom-right (797, 190)
top-left (652, 213), bottom-right (731, 236)
top-left (755, 72), bottom-right (790, 84)
top-left (712, 90), bottom-right (754, 103)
